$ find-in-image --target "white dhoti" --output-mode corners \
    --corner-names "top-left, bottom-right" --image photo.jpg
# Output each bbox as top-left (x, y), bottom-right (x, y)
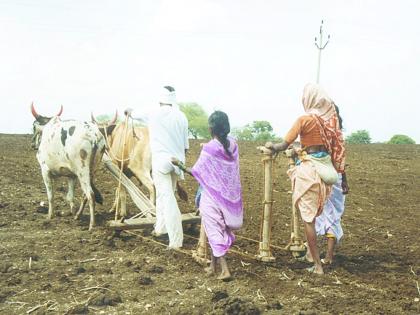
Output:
top-left (153, 169), bottom-right (183, 248)
top-left (315, 174), bottom-right (345, 242)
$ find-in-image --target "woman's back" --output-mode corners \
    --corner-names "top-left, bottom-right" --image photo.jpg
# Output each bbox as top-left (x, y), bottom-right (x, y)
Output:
top-left (284, 115), bottom-right (324, 147)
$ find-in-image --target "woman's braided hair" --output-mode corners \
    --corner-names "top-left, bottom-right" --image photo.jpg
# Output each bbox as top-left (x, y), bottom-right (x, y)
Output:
top-left (208, 111), bottom-right (232, 157)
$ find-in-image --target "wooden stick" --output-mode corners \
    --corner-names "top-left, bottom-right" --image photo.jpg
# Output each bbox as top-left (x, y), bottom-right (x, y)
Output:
top-left (6, 301), bottom-right (28, 306)
top-left (79, 286), bottom-right (112, 292)
top-left (79, 258), bottom-right (107, 263)
top-left (257, 147), bottom-right (275, 262)
top-left (103, 154), bottom-right (155, 217)
top-left (114, 116), bottom-right (130, 220)
top-left (192, 223), bottom-right (209, 266)
top-left (27, 301), bottom-right (53, 314)
top-left (285, 148), bottom-right (306, 257)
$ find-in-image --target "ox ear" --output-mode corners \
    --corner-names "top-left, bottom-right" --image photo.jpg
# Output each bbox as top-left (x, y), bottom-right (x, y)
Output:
top-left (97, 124), bottom-right (117, 137)
top-left (30, 102), bottom-right (55, 125)
top-left (106, 124), bottom-right (117, 135)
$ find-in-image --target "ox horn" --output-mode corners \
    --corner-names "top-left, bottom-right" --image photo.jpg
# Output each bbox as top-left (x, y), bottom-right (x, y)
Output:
top-left (56, 105), bottom-right (63, 117)
top-left (91, 112), bottom-right (98, 124)
top-left (109, 110), bottom-right (118, 126)
top-left (30, 102), bottom-right (40, 120)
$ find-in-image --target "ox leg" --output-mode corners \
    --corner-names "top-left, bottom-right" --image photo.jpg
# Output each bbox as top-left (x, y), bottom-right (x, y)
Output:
top-left (77, 173), bottom-right (96, 231)
top-left (67, 177), bottom-right (76, 215)
top-left (87, 195), bottom-right (95, 231)
top-left (41, 170), bottom-right (55, 220)
top-left (119, 188), bottom-right (128, 218)
top-left (75, 197), bottom-right (87, 220)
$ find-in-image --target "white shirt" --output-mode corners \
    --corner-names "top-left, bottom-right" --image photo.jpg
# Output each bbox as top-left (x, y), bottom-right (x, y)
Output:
top-left (134, 105), bottom-right (189, 176)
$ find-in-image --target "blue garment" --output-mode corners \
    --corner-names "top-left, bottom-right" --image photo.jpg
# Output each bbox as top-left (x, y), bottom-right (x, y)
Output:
top-left (295, 151), bottom-right (329, 166)
top-left (195, 185), bottom-right (203, 208)
top-left (315, 174), bottom-right (346, 242)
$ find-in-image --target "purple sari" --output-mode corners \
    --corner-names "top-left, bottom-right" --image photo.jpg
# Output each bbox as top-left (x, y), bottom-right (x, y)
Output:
top-left (191, 137), bottom-right (243, 257)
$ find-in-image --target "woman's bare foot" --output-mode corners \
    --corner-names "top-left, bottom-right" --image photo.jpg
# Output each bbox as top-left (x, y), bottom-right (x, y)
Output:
top-left (205, 255), bottom-right (217, 275)
top-left (305, 252), bottom-right (314, 263)
top-left (218, 256), bottom-right (232, 281)
top-left (321, 257), bottom-right (333, 265)
top-left (306, 264), bottom-right (324, 275)
top-left (217, 270), bottom-right (232, 281)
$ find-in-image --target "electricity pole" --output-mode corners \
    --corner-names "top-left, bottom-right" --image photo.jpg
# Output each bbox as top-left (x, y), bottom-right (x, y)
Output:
top-left (314, 20), bottom-right (330, 84)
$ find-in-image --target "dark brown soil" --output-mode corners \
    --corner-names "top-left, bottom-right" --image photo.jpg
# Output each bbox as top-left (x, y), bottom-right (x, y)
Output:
top-left (0, 134), bottom-right (419, 314)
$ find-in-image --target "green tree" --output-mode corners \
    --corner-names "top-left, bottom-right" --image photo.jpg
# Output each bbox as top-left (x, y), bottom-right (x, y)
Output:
top-left (179, 102), bottom-right (210, 139)
top-left (251, 120), bottom-right (273, 133)
top-left (93, 113), bottom-right (124, 124)
top-left (232, 125), bottom-right (254, 141)
top-left (251, 121), bottom-right (276, 141)
top-left (346, 130), bottom-right (371, 144)
top-left (388, 134), bottom-right (416, 144)
top-left (94, 114), bottom-right (112, 123)
top-left (232, 121), bottom-right (277, 141)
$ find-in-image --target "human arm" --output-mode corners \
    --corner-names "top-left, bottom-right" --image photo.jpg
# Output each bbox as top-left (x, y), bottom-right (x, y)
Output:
top-left (265, 117), bottom-right (302, 153)
top-left (264, 141), bottom-right (290, 153)
top-left (341, 172), bottom-right (349, 194)
top-left (171, 157), bottom-right (192, 176)
top-left (124, 108), bottom-right (149, 125)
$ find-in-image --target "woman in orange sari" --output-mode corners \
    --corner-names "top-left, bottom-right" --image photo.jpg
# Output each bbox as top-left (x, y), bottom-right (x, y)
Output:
top-left (266, 83), bottom-right (346, 274)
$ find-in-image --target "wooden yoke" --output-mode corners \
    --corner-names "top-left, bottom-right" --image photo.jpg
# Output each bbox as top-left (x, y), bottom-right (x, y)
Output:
top-left (256, 146), bottom-right (276, 262)
top-left (284, 148), bottom-right (306, 258)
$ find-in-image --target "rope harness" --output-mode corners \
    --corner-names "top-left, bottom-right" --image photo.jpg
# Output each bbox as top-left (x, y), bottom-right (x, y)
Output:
top-left (102, 117), bottom-right (139, 163)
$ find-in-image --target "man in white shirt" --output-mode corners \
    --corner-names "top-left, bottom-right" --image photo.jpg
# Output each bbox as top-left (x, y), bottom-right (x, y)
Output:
top-left (126, 86), bottom-right (189, 249)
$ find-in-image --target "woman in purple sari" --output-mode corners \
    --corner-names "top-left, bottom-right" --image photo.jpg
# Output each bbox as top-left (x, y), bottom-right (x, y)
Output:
top-left (172, 111), bottom-right (243, 280)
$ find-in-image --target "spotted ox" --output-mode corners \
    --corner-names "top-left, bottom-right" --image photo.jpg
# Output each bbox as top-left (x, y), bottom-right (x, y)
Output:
top-left (31, 103), bottom-right (106, 230)
top-left (92, 112), bottom-right (154, 218)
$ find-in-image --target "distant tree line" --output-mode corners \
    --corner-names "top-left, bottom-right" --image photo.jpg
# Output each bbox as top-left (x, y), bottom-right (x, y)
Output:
top-left (96, 105), bottom-right (417, 145)
top-left (346, 130), bottom-right (416, 144)
top-left (179, 103), bottom-right (280, 141)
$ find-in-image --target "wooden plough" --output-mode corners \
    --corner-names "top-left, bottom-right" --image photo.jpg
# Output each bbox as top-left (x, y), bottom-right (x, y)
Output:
top-left (103, 153), bottom-right (200, 230)
top-left (256, 146), bottom-right (306, 261)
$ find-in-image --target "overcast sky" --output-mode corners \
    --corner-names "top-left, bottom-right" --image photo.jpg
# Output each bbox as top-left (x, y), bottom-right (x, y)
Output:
top-left (1, 0), bottom-right (419, 142)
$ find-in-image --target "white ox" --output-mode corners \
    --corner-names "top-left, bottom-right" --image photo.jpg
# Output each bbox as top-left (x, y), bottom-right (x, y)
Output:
top-left (31, 103), bottom-right (106, 230)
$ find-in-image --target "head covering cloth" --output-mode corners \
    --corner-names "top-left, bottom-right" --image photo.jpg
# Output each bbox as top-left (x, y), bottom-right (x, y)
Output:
top-left (159, 87), bottom-right (179, 110)
top-left (302, 83), bottom-right (346, 173)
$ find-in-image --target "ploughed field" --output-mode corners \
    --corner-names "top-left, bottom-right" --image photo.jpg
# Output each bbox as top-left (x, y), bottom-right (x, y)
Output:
top-left (0, 133), bottom-right (419, 315)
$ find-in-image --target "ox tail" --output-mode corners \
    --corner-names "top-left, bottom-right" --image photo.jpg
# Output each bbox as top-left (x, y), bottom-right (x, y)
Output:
top-left (92, 183), bottom-right (103, 205)
top-left (89, 138), bottom-right (106, 205)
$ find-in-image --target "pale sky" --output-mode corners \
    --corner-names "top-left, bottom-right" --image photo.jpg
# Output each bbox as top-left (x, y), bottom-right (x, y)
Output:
top-left (1, 0), bottom-right (419, 142)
